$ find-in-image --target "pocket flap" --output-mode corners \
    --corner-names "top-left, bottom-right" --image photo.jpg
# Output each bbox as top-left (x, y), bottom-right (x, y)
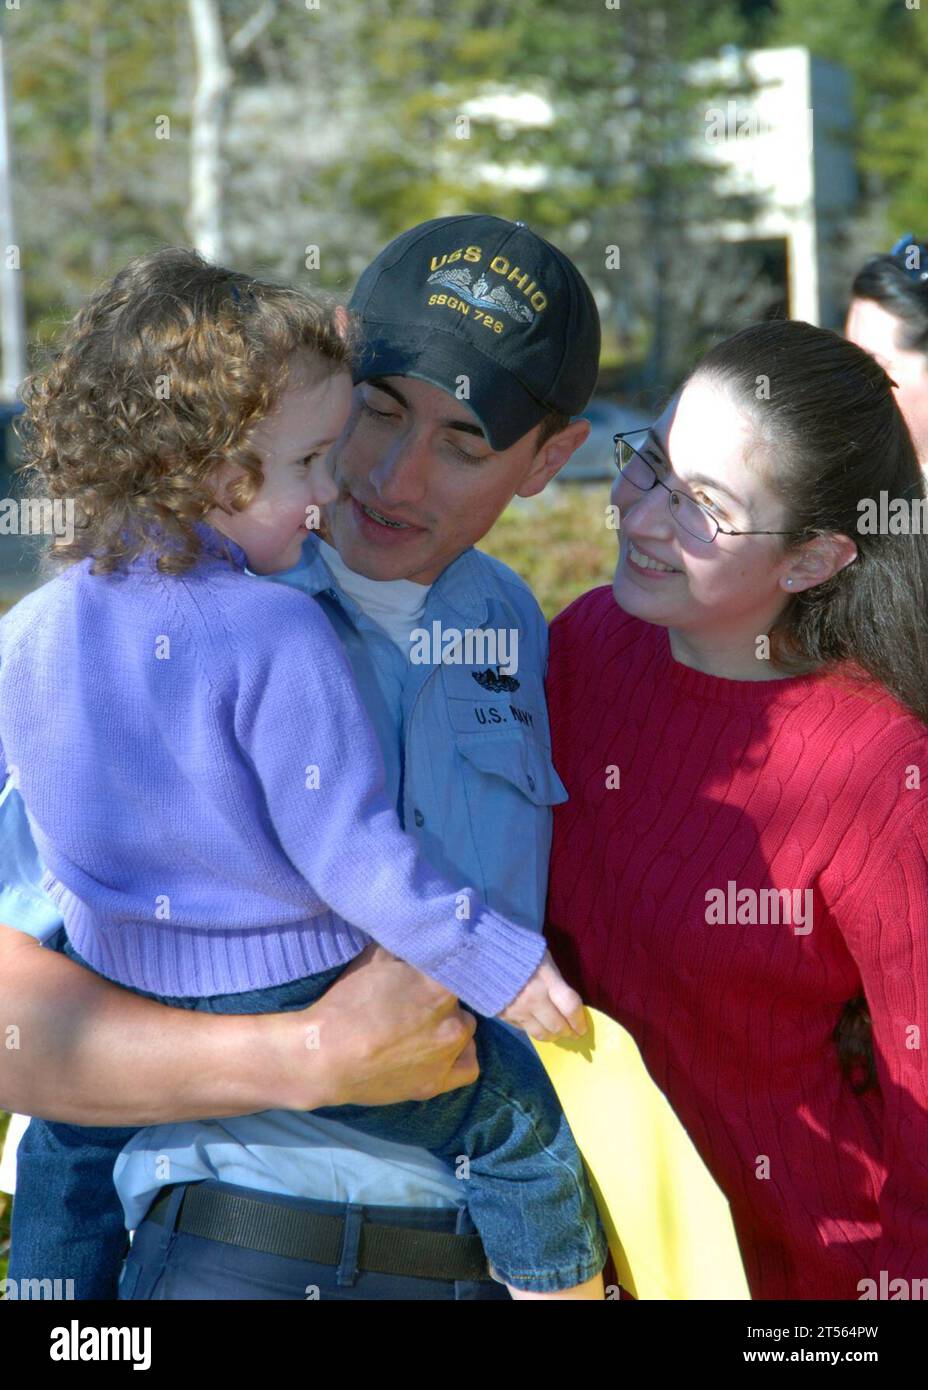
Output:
top-left (455, 733), bottom-right (569, 807)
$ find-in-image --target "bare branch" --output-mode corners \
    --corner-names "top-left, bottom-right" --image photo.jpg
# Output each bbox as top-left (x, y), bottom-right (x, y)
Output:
top-left (228, 1), bottom-right (278, 59)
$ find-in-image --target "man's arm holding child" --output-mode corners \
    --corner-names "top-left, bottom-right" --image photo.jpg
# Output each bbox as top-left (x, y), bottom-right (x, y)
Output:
top-left (0, 926), bottom-right (478, 1124)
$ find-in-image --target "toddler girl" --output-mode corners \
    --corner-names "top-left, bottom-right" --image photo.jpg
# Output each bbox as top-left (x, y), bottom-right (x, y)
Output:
top-left (0, 248), bottom-right (607, 1300)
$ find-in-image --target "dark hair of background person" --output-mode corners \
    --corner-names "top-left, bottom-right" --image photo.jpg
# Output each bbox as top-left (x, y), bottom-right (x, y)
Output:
top-left (851, 249), bottom-right (928, 358)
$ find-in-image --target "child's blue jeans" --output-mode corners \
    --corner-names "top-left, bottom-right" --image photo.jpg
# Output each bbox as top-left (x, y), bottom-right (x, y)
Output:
top-left (9, 929), bottom-right (607, 1298)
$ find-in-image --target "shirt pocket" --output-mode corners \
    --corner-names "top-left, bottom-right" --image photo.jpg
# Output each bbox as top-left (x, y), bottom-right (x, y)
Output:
top-left (454, 730), bottom-right (569, 807)
top-left (453, 731), bottom-right (568, 926)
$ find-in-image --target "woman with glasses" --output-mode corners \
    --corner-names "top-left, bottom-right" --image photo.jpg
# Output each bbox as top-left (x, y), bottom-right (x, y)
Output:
top-left (846, 234), bottom-right (928, 467)
top-left (543, 318), bottom-right (928, 1300)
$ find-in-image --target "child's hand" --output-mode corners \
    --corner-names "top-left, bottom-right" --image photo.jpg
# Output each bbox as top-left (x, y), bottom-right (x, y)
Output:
top-left (498, 950), bottom-right (588, 1042)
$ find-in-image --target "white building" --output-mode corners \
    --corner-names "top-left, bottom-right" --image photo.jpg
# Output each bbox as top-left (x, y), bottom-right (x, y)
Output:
top-left (466, 47), bottom-right (858, 330)
top-left (695, 46), bottom-right (857, 328)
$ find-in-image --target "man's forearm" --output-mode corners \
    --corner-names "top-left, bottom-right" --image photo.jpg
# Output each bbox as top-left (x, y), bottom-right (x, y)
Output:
top-left (0, 925), bottom-right (320, 1125)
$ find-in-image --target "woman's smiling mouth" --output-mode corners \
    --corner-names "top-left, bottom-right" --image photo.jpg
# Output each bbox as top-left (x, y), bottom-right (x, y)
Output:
top-left (626, 539), bottom-right (681, 575)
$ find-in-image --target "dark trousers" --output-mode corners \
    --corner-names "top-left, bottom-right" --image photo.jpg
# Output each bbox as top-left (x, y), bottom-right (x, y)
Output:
top-left (118, 1180), bottom-right (512, 1301)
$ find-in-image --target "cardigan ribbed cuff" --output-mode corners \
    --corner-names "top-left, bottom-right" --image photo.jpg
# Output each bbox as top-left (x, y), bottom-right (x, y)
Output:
top-left (411, 901), bottom-right (549, 1017)
top-left (45, 872), bottom-right (547, 1015)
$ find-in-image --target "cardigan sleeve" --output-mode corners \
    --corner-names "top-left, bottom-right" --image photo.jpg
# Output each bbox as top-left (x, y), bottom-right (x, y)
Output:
top-left (234, 590), bottom-right (546, 1017)
top-left (835, 800), bottom-right (928, 1286)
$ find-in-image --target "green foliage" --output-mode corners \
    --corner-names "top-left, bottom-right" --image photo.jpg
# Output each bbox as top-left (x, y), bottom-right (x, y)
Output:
top-left (481, 482), bottom-right (617, 622)
top-left (4, 0), bottom-right (763, 388)
top-left (771, 0), bottom-right (928, 236)
top-left (5, 0), bottom-right (189, 336)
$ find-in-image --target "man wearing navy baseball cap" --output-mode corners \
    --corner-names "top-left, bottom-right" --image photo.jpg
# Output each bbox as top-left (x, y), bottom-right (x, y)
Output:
top-left (324, 213), bottom-right (600, 584)
top-left (0, 216), bottom-right (601, 1302)
top-left (350, 214), bottom-right (600, 447)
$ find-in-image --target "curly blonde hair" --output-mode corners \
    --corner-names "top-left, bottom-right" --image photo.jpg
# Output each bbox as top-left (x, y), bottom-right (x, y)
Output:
top-left (15, 246), bottom-right (355, 575)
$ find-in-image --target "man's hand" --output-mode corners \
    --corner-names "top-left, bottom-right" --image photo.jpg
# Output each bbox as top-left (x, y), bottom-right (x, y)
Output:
top-left (277, 942), bottom-right (479, 1110)
top-left (497, 949), bottom-right (587, 1042)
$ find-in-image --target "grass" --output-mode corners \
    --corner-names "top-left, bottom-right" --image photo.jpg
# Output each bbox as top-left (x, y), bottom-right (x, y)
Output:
top-left (480, 481), bottom-right (617, 620)
top-left (0, 480), bottom-right (616, 1283)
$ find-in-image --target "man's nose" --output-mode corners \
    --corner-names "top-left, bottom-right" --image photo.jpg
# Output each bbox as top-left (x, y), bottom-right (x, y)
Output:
top-left (369, 430), bottom-right (431, 507)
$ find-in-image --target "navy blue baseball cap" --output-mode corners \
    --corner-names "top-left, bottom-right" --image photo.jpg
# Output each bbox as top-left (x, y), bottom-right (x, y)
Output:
top-left (347, 215), bottom-right (601, 452)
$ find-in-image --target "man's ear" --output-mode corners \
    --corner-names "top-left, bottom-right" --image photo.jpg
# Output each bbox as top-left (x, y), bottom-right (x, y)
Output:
top-left (517, 418), bottom-right (591, 499)
top-left (781, 533), bottom-right (858, 593)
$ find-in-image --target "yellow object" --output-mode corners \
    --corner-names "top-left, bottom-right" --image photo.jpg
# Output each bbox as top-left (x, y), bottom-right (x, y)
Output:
top-left (531, 1007), bottom-right (750, 1300)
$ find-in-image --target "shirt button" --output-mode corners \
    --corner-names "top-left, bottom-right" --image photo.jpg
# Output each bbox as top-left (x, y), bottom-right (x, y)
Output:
top-left (526, 774), bottom-right (536, 792)
top-left (414, 809), bottom-right (425, 827)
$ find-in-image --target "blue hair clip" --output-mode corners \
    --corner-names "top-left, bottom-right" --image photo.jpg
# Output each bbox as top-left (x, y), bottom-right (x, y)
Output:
top-left (229, 281), bottom-right (256, 306)
top-left (888, 233), bottom-right (928, 283)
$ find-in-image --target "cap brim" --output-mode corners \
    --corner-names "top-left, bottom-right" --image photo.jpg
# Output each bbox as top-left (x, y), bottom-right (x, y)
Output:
top-left (351, 325), bottom-right (549, 453)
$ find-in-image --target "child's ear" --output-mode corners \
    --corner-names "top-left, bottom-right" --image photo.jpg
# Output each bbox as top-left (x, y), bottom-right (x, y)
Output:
top-left (333, 304), bottom-right (351, 342)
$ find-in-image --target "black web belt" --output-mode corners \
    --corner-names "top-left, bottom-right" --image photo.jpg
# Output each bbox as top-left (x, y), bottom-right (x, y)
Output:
top-left (145, 1183), bottom-right (495, 1283)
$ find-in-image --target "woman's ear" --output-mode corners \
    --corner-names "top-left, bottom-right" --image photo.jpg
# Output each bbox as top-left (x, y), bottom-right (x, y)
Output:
top-left (783, 534), bottom-right (858, 593)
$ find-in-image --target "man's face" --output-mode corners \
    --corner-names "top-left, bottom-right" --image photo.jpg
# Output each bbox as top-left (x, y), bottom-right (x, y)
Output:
top-left (321, 374), bottom-right (588, 584)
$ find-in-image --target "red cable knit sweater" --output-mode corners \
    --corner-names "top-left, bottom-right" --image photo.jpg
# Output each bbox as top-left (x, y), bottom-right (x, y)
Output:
top-left (544, 587), bottom-right (928, 1301)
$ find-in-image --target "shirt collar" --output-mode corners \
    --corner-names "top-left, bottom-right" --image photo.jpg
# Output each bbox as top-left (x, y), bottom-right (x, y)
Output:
top-left (284, 533), bottom-right (493, 627)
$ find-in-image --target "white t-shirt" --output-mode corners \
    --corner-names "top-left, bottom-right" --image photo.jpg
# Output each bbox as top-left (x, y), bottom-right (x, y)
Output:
top-left (316, 539), bottom-right (431, 651)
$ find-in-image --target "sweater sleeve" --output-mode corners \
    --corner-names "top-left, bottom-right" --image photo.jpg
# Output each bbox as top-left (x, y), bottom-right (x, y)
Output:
top-left (835, 801), bottom-right (928, 1285)
top-left (234, 593), bottom-right (547, 1017)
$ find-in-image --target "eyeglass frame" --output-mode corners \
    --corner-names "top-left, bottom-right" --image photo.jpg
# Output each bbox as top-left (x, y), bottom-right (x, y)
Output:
top-left (612, 430), bottom-right (794, 543)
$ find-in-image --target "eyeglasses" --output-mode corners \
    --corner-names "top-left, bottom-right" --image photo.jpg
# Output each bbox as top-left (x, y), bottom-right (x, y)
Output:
top-left (613, 431), bottom-right (794, 544)
top-left (888, 233), bottom-right (928, 284)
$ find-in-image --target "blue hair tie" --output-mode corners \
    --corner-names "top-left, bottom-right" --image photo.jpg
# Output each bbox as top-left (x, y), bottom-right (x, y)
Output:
top-left (888, 233), bottom-right (928, 284)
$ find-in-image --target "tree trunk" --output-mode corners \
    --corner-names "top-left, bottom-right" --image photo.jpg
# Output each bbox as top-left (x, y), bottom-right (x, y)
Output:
top-left (187, 0), bottom-right (231, 262)
top-left (88, 9), bottom-right (109, 276)
top-left (0, 15), bottom-right (25, 400)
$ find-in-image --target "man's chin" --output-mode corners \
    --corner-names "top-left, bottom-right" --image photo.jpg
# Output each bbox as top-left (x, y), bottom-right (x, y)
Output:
top-left (336, 535), bottom-right (426, 582)
top-left (328, 499), bottom-right (432, 580)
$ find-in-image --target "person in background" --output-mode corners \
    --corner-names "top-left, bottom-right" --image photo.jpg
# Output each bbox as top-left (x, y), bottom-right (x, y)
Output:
top-left (845, 233), bottom-right (928, 468)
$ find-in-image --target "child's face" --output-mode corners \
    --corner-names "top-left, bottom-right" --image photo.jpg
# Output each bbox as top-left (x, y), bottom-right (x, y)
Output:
top-left (209, 353), bottom-right (353, 574)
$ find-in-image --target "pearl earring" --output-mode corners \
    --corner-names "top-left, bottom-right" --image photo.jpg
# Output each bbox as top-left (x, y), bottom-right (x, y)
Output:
top-left (786, 578), bottom-right (794, 587)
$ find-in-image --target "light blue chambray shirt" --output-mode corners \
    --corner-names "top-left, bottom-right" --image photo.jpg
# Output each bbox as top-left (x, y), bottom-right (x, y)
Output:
top-left (0, 532), bottom-right (567, 1229)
